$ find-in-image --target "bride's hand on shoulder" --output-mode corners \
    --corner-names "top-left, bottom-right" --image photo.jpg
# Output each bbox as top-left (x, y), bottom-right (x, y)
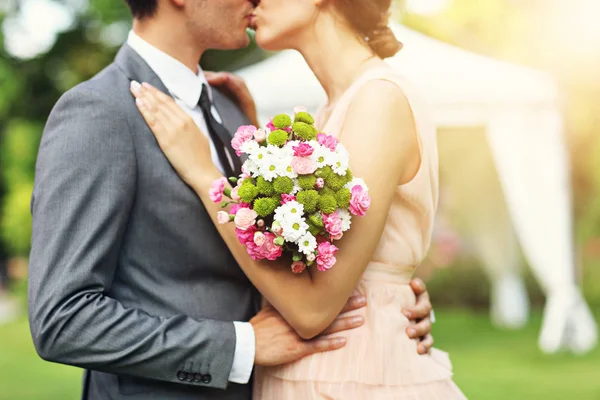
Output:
top-left (130, 81), bottom-right (217, 186)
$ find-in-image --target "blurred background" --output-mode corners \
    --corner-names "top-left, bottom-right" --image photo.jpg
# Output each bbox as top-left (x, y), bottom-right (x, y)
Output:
top-left (1, 0), bottom-right (600, 398)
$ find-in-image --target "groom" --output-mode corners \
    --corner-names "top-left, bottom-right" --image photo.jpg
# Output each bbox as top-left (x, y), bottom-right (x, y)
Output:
top-left (28, 0), bottom-right (435, 399)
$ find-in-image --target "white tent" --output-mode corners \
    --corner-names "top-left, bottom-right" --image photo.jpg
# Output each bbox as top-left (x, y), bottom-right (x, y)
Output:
top-left (236, 22), bottom-right (597, 354)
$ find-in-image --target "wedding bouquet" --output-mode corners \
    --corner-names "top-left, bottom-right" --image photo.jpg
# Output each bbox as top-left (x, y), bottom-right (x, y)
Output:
top-left (209, 109), bottom-right (370, 274)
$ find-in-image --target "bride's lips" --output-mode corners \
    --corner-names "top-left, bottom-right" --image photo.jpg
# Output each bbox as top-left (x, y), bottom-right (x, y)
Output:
top-left (247, 13), bottom-right (258, 30)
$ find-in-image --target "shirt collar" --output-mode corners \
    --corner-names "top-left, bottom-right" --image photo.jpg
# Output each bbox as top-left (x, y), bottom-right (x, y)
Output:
top-left (126, 30), bottom-right (211, 108)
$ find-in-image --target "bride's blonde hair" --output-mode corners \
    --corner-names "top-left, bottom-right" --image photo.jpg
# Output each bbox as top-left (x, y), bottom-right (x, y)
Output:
top-left (333, 0), bottom-right (402, 59)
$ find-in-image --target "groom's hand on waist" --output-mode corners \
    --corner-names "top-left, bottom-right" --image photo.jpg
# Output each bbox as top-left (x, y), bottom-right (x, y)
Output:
top-left (251, 296), bottom-right (367, 367)
top-left (403, 278), bottom-right (435, 354)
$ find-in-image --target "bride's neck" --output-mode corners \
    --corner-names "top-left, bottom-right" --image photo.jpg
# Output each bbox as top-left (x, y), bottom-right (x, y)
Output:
top-left (297, 20), bottom-right (380, 106)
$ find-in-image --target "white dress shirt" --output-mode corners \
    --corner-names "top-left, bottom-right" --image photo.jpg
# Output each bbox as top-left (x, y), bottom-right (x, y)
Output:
top-left (127, 30), bottom-right (255, 385)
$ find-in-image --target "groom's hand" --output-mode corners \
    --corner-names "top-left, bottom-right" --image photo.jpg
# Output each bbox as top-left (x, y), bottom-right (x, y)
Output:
top-left (251, 296), bottom-right (366, 367)
top-left (404, 278), bottom-right (435, 354)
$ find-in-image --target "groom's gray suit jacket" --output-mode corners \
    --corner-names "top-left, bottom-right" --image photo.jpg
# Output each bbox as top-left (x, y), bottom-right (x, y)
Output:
top-left (28, 44), bottom-right (259, 400)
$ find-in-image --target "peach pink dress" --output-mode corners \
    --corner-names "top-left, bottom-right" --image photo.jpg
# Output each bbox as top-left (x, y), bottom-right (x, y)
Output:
top-left (253, 65), bottom-right (467, 399)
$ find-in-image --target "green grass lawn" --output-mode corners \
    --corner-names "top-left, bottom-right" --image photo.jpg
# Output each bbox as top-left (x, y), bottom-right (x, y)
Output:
top-left (1, 309), bottom-right (599, 399)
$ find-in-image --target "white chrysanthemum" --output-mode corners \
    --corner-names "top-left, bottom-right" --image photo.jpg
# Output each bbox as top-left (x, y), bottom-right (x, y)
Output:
top-left (291, 182), bottom-right (302, 195)
top-left (240, 140), bottom-right (260, 155)
top-left (274, 200), bottom-right (304, 222)
top-left (281, 218), bottom-right (309, 243)
top-left (282, 141), bottom-right (298, 157)
top-left (242, 159), bottom-right (260, 177)
top-left (337, 209), bottom-right (352, 232)
top-left (258, 154), bottom-right (281, 182)
top-left (309, 141), bottom-right (329, 168)
top-left (297, 232), bottom-right (317, 255)
top-left (249, 146), bottom-right (269, 167)
top-left (332, 145), bottom-right (350, 175)
top-left (345, 177), bottom-right (369, 192)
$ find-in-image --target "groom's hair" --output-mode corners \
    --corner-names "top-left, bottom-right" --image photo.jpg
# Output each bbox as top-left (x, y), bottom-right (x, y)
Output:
top-left (124, 0), bottom-right (158, 19)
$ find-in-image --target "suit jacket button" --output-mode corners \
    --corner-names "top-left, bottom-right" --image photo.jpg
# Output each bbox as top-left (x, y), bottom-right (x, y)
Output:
top-left (193, 373), bottom-right (203, 383)
top-left (177, 371), bottom-right (186, 381)
top-left (185, 372), bottom-right (193, 382)
top-left (202, 374), bottom-right (212, 384)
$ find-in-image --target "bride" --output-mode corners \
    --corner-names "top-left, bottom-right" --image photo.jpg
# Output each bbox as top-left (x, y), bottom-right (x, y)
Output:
top-left (130, 0), bottom-right (466, 398)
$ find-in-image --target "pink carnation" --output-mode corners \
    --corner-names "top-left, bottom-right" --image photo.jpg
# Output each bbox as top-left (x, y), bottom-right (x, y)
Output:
top-left (323, 212), bottom-right (343, 238)
top-left (316, 241), bottom-right (339, 272)
top-left (236, 225), bottom-right (257, 245)
top-left (254, 128), bottom-right (267, 143)
top-left (230, 185), bottom-right (241, 202)
top-left (315, 178), bottom-right (325, 189)
top-left (217, 211), bottom-right (230, 225)
top-left (280, 194), bottom-right (297, 205)
top-left (317, 133), bottom-right (338, 152)
top-left (246, 232), bottom-right (283, 261)
top-left (266, 119), bottom-right (277, 132)
top-left (349, 185), bottom-right (371, 217)
top-left (232, 125), bottom-right (256, 156)
top-left (209, 177), bottom-right (227, 203)
top-left (234, 208), bottom-right (258, 231)
top-left (293, 142), bottom-right (314, 157)
top-left (291, 261), bottom-right (307, 274)
top-left (291, 156), bottom-right (317, 175)
top-left (254, 231), bottom-right (267, 246)
top-left (230, 202), bottom-right (250, 215)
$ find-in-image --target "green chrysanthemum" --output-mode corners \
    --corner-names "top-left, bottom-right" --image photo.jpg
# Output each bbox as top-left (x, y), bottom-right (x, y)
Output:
top-left (294, 112), bottom-right (315, 125)
top-left (293, 122), bottom-right (317, 141)
top-left (326, 173), bottom-right (346, 191)
top-left (318, 194), bottom-right (337, 214)
top-left (319, 187), bottom-right (335, 197)
top-left (315, 166), bottom-right (334, 180)
top-left (308, 212), bottom-right (324, 228)
top-left (344, 168), bottom-right (353, 183)
top-left (253, 197), bottom-right (279, 218)
top-left (297, 190), bottom-right (319, 214)
top-left (238, 183), bottom-right (258, 203)
top-left (273, 176), bottom-right (294, 194)
top-left (241, 177), bottom-right (255, 186)
top-left (268, 129), bottom-right (288, 147)
top-left (334, 188), bottom-right (351, 208)
top-left (256, 176), bottom-right (275, 196)
top-left (273, 114), bottom-right (292, 129)
top-left (307, 222), bottom-right (321, 236)
top-left (297, 175), bottom-right (317, 190)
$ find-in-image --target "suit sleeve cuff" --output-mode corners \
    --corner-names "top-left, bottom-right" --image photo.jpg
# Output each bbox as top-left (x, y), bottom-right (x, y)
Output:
top-left (228, 321), bottom-right (255, 384)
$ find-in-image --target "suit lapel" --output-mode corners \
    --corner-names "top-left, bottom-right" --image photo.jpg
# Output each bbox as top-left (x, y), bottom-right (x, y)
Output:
top-left (114, 44), bottom-right (171, 97)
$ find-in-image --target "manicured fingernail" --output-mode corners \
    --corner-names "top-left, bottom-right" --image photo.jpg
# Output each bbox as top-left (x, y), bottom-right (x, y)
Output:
top-left (418, 344), bottom-right (425, 354)
top-left (356, 296), bottom-right (366, 306)
top-left (135, 98), bottom-right (145, 109)
top-left (407, 328), bottom-right (416, 337)
top-left (334, 338), bottom-right (346, 346)
top-left (142, 82), bottom-right (152, 89)
top-left (130, 80), bottom-right (141, 94)
top-left (352, 316), bottom-right (364, 325)
top-left (403, 311), bottom-right (412, 319)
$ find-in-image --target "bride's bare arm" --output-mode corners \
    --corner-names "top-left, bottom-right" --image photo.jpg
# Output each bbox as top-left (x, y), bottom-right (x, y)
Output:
top-left (132, 80), bottom-right (420, 339)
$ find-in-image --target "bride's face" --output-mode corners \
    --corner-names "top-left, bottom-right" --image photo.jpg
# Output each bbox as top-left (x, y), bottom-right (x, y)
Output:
top-left (251, 0), bottom-right (319, 51)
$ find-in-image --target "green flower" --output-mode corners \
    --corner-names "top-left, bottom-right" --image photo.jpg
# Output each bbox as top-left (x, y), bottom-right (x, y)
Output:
top-left (273, 114), bottom-right (292, 129)
top-left (334, 188), bottom-right (351, 208)
top-left (307, 222), bottom-right (321, 236)
top-left (238, 183), bottom-right (258, 203)
top-left (319, 187), bottom-right (335, 197)
top-left (294, 112), bottom-right (315, 125)
top-left (344, 168), bottom-right (353, 183)
top-left (273, 176), bottom-right (294, 194)
top-left (293, 122), bottom-right (317, 141)
top-left (308, 212), bottom-right (324, 228)
top-left (253, 197), bottom-right (279, 218)
top-left (297, 175), bottom-right (317, 190)
top-left (256, 176), bottom-right (275, 196)
top-left (241, 177), bottom-right (255, 186)
top-left (315, 166), bottom-right (333, 180)
top-left (268, 129), bottom-right (288, 147)
top-left (297, 190), bottom-right (319, 214)
top-left (325, 173), bottom-right (346, 191)
top-left (318, 194), bottom-right (337, 214)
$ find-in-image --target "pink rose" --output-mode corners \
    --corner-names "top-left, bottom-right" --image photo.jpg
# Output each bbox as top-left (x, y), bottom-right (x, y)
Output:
top-left (317, 133), bottom-right (338, 152)
top-left (294, 106), bottom-right (308, 115)
top-left (293, 142), bottom-right (314, 157)
top-left (280, 194), bottom-right (297, 205)
top-left (230, 185), bottom-right (241, 202)
top-left (316, 241), bottom-right (338, 272)
top-left (291, 261), bottom-right (307, 274)
top-left (323, 212), bottom-right (343, 238)
top-left (291, 156), bottom-right (317, 175)
top-left (234, 208), bottom-right (258, 231)
top-left (232, 125), bottom-right (256, 156)
top-left (254, 231), bottom-right (267, 246)
top-left (315, 178), bottom-right (325, 189)
top-left (236, 225), bottom-right (257, 245)
top-left (208, 177), bottom-right (227, 203)
top-left (254, 128), bottom-right (267, 143)
top-left (349, 185), bottom-right (371, 217)
top-left (217, 211), bottom-right (230, 225)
